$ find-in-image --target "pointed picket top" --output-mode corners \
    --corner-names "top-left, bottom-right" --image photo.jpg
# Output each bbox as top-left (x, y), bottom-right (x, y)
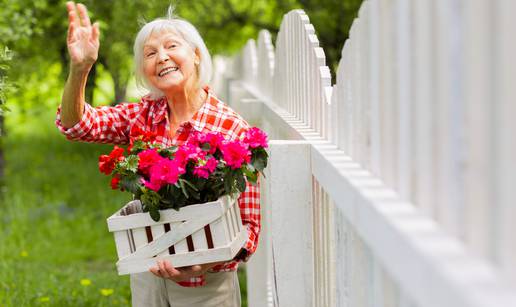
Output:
top-left (242, 39), bottom-right (258, 86)
top-left (272, 9), bottom-right (332, 138)
top-left (256, 30), bottom-right (275, 101)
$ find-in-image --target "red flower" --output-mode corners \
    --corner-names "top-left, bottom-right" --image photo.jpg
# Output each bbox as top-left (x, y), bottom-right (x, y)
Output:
top-left (137, 149), bottom-right (163, 175)
top-left (98, 146), bottom-right (125, 175)
top-left (110, 176), bottom-right (121, 190)
top-left (243, 127), bottom-right (268, 149)
top-left (99, 155), bottom-right (114, 175)
top-left (129, 127), bottom-right (158, 152)
top-left (221, 140), bottom-right (251, 170)
top-left (130, 126), bottom-right (158, 143)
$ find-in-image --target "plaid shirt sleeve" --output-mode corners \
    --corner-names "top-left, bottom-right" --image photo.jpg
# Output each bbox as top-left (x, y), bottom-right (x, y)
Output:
top-left (236, 179), bottom-right (261, 262)
top-left (55, 101), bottom-right (142, 144)
top-left (207, 123), bottom-right (262, 274)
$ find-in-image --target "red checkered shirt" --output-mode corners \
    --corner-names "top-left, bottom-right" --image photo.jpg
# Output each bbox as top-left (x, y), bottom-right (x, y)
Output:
top-left (55, 88), bottom-right (260, 288)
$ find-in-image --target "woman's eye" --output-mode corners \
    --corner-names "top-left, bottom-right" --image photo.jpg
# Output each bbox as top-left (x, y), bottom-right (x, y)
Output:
top-left (167, 44), bottom-right (176, 49)
top-left (146, 52), bottom-right (155, 57)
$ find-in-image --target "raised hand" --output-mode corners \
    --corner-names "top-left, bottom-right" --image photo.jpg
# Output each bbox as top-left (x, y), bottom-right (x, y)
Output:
top-left (66, 2), bottom-right (99, 70)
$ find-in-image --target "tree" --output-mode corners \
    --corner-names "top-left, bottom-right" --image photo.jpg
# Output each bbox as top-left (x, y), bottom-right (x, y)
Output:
top-left (0, 0), bottom-right (36, 181)
top-left (4, 0), bottom-right (362, 110)
top-left (300, 0), bottom-right (363, 78)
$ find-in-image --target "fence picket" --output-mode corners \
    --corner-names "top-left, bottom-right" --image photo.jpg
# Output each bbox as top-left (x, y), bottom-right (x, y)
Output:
top-left (215, 3), bottom-right (516, 306)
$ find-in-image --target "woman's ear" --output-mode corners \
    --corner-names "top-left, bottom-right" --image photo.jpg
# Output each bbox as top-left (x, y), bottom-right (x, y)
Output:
top-left (194, 48), bottom-right (201, 65)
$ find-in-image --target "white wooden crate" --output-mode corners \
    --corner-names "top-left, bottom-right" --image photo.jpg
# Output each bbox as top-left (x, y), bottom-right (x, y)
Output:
top-left (106, 194), bottom-right (248, 275)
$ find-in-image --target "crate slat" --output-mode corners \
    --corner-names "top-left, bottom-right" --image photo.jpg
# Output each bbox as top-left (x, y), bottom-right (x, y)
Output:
top-left (107, 194), bottom-right (246, 275)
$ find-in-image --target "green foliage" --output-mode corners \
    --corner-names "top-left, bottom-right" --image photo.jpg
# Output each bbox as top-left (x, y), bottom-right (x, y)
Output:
top-left (251, 147), bottom-right (268, 174)
top-left (1, 0), bottom-right (362, 117)
top-left (0, 47), bottom-right (13, 116)
top-left (300, 0), bottom-right (363, 76)
top-left (119, 173), bottom-right (142, 195)
top-left (0, 99), bottom-right (251, 306)
top-left (118, 155), bottom-right (139, 173)
top-left (0, 105), bottom-right (133, 306)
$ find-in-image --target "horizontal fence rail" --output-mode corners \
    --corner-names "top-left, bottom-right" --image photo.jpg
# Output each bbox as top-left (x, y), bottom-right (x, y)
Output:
top-left (213, 0), bottom-right (516, 306)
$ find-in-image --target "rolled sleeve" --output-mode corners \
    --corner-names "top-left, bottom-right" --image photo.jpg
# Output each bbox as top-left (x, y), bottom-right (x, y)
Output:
top-left (55, 101), bottom-right (143, 144)
top-left (55, 103), bottom-right (95, 140)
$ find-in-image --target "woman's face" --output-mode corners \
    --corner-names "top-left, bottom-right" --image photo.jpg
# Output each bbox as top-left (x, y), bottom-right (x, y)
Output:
top-left (142, 30), bottom-right (199, 94)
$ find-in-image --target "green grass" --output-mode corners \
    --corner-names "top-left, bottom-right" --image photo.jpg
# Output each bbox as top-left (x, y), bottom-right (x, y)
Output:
top-left (0, 104), bottom-right (247, 306)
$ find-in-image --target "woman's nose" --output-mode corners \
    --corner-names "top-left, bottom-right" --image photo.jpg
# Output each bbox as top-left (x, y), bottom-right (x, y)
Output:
top-left (157, 49), bottom-right (169, 63)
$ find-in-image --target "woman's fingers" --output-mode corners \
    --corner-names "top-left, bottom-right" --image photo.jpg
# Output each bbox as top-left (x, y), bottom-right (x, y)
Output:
top-left (91, 22), bottom-right (100, 44)
top-left (67, 21), bottom-right (75, 44)
top-left (157, 260), bottom-right (170, 278)
top-left (190, 265), bottom-right (203, 273)
top-left (151, 259), bottom-right (203, 281)
top-left (160, 260), bottom-right (181, 279)
top-left (66, 2), bottom-right (80, 27)
top-left (76, 3), bottom-right (91, 27)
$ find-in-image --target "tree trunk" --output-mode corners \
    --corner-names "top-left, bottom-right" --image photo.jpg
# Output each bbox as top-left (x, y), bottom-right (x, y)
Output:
top-left (114, 78), bottom-right (127, 104)
top-left (112, 73), bottom-right (128, 106)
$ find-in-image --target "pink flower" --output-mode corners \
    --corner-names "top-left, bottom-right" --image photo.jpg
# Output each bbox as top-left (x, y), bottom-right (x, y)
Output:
top-left (144, 159), bottom-right (185, 191)
top-left (187, 131), bottom-right (224, 154)
top-left (221, 140), bottom-right (251, 170)
top-left (243, 127), bottom-right (268, 149)
top-left (142, 178), bottom-right (162, 192)
top-left (203, 132), bottom-right (224, 154)
top-left (175, 143), bottom-right (206, 167)
top-left (186, 130), bottom-right (204, 146)
top-left (137, 149), bottom-right (163, 175)
top-left (193, 157), bottom-right (218, 179)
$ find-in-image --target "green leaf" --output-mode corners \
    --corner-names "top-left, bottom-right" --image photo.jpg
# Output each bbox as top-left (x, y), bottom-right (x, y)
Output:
top-left (251, 148), bottom-right (269, 172)
top-left (149, 206), bottom-right (160, 222)
top-left (224, 169), bottom-right (234, 195)
top-left (140, 188), bottom-right (161, 207)
top-left (181, 179), bottom-right (199, 191)
top-left (159, 146), bottom-right (177, 158)
top-left (130, 139), bottom-right (147, 154)
top-left (119, 174), bottom-right (142, 194)
top-left (200, 143), bottom-right (211, 151)
top-left (119, 155), bottom-right (139, 173)
top-left (243, 166), bottom-right (258, 185)
top-left (236, 171), bottom-right (247, 192)
top-left (179, 179), bottom-right (189, 198)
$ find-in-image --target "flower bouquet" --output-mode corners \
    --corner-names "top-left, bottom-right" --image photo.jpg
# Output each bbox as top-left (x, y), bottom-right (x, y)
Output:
top-left (100, 127), bottom-right (268, 221)
top-left (102, 127), bottom-right (268, 275)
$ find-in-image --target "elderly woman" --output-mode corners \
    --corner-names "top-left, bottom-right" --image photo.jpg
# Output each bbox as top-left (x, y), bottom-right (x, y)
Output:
top-left (56, 2), bottom-right (260, 306)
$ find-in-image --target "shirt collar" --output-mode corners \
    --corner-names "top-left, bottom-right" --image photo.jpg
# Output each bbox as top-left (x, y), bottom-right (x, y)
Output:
top-left (151, 87), bottom-right (212, 133)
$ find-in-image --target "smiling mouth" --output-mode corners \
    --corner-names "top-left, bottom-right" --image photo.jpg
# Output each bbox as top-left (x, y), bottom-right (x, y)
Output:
top-left (158, 67), bottom-right (179, 77)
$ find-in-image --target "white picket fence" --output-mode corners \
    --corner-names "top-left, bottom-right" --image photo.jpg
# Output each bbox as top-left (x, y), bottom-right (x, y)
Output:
top-left (211, 1), bottom-right (516, 306)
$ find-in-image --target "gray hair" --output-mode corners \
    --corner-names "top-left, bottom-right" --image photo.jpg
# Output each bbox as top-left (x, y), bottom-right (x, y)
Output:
top-left (133, 7), bottom-right (212, 98)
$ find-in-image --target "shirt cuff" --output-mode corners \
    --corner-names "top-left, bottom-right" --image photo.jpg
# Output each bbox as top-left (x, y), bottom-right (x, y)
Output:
top-left (55, 103), bottom-right (94, 139)
top-left (233, 248), bottom-right (249, 262)
top-left (231, 225), bottom-right (257, 263)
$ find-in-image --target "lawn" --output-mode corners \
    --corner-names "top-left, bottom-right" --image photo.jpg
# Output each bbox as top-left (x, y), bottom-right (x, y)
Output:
top-left (0, 103), bottom-right (247, 306)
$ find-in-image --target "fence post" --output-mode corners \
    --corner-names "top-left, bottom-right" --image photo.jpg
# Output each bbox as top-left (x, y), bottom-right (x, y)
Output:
top-left (262, 140), bottom-right (314, 307)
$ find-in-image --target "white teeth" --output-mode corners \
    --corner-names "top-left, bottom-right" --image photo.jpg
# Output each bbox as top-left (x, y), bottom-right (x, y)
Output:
top-left (158, 67), bottom-right (178, 77)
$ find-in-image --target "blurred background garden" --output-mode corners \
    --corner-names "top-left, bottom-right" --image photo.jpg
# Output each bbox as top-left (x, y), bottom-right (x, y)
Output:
top-left (0, 0), bottom-right (361, 305)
